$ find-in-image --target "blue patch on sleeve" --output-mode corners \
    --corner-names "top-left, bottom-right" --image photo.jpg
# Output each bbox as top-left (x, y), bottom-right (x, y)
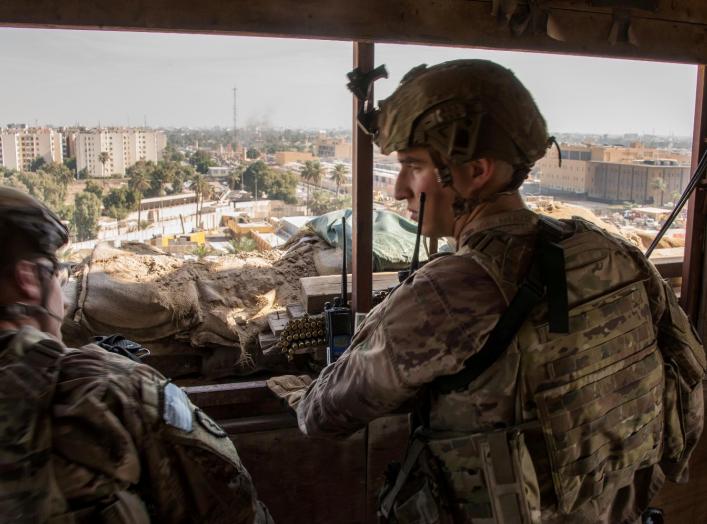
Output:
top-left (162, 382), bottom-right (193, 432)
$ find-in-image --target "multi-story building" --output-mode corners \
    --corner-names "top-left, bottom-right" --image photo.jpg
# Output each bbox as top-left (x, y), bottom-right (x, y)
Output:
top-left (535, 143), bottom-right (690, 200)
top-left (75, 128), bottom-right (167, 177)
top-left (536, 144), bottom-right (598, 194)
top-left (274, 151), bottom-right (315, 166)
top-left (315, 138), bottom-right (352, 160)
top-left (0, 127), bottom-right (63, 171)
top-left (588, 160), bottom-right (689, 204)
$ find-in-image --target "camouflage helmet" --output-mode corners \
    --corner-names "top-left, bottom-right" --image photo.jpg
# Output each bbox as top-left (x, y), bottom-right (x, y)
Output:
top-left (0, 186), bottom-right (68, 264)
top-left (373, 60), bottom-right (550, 171)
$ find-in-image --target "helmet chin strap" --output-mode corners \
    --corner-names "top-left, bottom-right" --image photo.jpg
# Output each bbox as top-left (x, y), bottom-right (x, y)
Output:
top-left (436, 164), bottom-right (516, 218)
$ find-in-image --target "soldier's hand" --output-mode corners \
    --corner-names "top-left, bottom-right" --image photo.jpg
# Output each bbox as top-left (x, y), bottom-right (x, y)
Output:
top-left (266, 375), bottom-right (313, 410)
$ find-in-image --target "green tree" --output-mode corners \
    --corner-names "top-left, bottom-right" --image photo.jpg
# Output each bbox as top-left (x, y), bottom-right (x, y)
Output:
top-left (102, 187), bottom-right (138, 220)
top-left (30, 156), bottom-right (47, 172)
top-left (78, 167), bottom-right (89, 180)
top-left (300, 160), bottom-right (322, 215)
top-left (98, 151), bottom-right (111, 177)
top-left (64, 156), bottom-right (77, 174)
top-left (189, 149), bottom-right (214, 174)
top-left (41, 162), bottom-right (74, 186)
top-left (0, 166), bottom-right (18, 179)
top-left (72, 192), bottom-right (102, 241)
top-left (242, 161), bottom-right (270, 200)
top-left (128, 167), bottom-right (152, 229)
top-left (227, 166), bottom-right (244, 190)
top-left (163, 144), bottom-right (185, 162)
top-left (650, 177), bottom-right (667, 206)
top-left (330, 163), bottom-right (348, 197)
top-left (84, 180), bottom-right (103, 199)
top-left (17, 171), bottom-right (67, 211)
top-left (246, 148), bottom-right (260, 160)
top-left (264, 171), bottom-right (298, 204)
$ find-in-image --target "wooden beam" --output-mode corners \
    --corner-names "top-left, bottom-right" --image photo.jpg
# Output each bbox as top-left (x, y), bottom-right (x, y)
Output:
top-left (352, 42), bottom-right (374, 314)
top-left (3, 1), bottom-right (707, 63)
top-left (682, 65), bottom-right (707, 333)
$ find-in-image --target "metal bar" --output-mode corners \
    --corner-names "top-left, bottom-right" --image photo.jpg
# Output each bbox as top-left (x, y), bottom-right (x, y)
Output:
top-left (352, 42), bottom-right (374, 314)
top-left (682, 65), bottom-right (707, 333)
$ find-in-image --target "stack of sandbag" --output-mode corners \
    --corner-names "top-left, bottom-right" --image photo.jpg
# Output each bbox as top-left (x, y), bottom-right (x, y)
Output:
top-left (62, 240), bottom-right (318, 378)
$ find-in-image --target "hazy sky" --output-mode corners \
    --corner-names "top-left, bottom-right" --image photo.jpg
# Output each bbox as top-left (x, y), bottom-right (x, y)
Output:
top-left (0, 28), bottom-right (698, 136)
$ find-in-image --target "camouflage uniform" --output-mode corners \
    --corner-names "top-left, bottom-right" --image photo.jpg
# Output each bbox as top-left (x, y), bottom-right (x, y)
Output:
top-left (0, 325), bottom-right (272, 524)
top-left (295, 208), bottom-right (705, 523)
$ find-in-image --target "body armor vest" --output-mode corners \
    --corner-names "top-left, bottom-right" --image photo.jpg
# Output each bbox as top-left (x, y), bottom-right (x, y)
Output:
top-left (0, 327), bottom-right (151, 524)
top-left (380, 217), bottom-right (705, 524)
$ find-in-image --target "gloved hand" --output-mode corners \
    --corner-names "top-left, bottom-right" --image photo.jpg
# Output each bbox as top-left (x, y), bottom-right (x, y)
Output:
top-left (266, 375), bottom-right (313, 410)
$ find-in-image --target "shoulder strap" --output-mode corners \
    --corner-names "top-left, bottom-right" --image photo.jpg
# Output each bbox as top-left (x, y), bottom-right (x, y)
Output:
top-left (434, 216), bottom-right (571, 394)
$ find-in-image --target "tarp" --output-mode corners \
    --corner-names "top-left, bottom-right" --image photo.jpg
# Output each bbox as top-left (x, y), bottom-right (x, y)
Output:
top-left (306, 209), bottom-right (429, 272)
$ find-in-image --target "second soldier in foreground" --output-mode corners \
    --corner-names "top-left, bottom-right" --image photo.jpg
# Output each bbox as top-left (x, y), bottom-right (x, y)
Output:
top-left (268, 60), bottom-right (706, 523)
top-left (0, 186), bottom-right (272, 523)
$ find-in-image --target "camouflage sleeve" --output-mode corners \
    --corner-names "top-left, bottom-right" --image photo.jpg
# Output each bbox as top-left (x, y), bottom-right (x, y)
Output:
top-left (53, 346), bottom-right (270, 524)
top-left (296, 255), bottom-right (506, 438)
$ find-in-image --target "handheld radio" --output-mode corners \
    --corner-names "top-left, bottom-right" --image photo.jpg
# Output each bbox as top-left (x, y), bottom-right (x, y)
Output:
top-left (325, 216), bottom-right (353, 365)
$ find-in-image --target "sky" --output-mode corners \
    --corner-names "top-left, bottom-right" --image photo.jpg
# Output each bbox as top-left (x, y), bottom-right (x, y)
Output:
top-left (0, 28), bottom-right (698, 136)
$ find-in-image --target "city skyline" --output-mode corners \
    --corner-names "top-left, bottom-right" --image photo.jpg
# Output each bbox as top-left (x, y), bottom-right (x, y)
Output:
top-left (0, 28), bottom-right (698, 136)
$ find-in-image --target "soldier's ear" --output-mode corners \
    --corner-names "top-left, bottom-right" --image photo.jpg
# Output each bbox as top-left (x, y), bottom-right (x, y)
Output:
top-left (13, 260), bottom-right (43, 303)
top-left (465, 159), bottom-right (495, 192)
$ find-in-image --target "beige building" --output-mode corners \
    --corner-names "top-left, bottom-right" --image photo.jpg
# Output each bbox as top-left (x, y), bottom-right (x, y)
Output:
top-left (535, 144), bottom-right (596, 194)
top-left (535, 143), bottom-right (690, 196)
top-left (588, 160), bottom-right (689, 204)
top-left (275, 150), bottom-right (315, 166)
top-left (76, 128), bottom-right (167, 178)
top-left (0, 127), bottom-right (63, 171)
top-left (315, 138), bottom-right (352, 160)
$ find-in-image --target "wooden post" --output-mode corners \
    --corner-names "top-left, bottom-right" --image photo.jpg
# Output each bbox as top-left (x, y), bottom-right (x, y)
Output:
top-left (351, 42), bottom-right (374, 314)
top-left (682, 65), bottom-right (707, 335)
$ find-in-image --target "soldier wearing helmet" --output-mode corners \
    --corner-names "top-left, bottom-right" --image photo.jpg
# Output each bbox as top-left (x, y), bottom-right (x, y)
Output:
top-left (0, 186), bottom-right (272, 523)
top-left (269, 60), bottom-right (705, 523)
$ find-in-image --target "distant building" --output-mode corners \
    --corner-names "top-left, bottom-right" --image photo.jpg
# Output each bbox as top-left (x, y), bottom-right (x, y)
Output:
top-left (588, 160), bottom-right (689, 205)
top-left (275, 151), bottom-right (315, 165)
top-left (315, 138), bottom-right (352, 160)
top-left (75, 128), bottom-right (167, 177)
top-left (536, 143), bottom-right (690, 198)
top-left (0, 127), bottom-right (63, 171)
top-left (536, 144), bottom-right (596, 194)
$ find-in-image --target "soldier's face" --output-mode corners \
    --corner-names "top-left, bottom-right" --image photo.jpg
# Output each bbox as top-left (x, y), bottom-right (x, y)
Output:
top-left (395, 147), bottom-right (456, 237)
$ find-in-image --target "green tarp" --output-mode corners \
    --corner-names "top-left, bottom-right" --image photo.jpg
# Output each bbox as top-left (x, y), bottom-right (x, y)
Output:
top-left (306, 209), bottom-right (431, 272)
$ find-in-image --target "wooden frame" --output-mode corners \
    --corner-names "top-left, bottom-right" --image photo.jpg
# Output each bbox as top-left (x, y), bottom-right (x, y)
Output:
top-left (3, 1), bottom-right (707, 63)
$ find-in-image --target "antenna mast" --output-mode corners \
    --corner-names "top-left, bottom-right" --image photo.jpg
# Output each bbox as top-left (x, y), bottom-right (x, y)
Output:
top-left (232, 87), bottom-right (238, 148)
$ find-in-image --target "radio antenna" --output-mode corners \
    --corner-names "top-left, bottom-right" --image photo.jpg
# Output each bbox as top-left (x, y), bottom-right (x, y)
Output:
top-left (341, 216), bottom-right (347, 307)
top-left (410, 192), bottom-right (426, 274)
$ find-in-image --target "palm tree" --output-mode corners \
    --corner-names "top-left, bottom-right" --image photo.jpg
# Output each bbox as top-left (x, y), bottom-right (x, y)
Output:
top-left (227, 166), bottom-right (243, 190)
top-left (330, 163), bottom-right (348, 197)
top-left (300, 160), bottom-right (322, 215)
top-left (128, 169), bottom-right (151, 229)
top-left (98, 151), bottom-right (110, 178)
top-left (651, 177), bottom-right (667, 207)
top-left (192, 174), bottom-right (212, 226)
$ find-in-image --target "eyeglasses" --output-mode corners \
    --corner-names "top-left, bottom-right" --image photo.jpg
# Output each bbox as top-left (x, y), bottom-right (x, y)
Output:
top-left (36, 259), bottom-right (74, 287)
top-left (54, 261), bottom-right (74, 287)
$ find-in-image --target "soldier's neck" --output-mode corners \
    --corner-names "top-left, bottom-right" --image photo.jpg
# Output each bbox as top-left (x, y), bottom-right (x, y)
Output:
top-left (452, 192), bottom-right (526, 244)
